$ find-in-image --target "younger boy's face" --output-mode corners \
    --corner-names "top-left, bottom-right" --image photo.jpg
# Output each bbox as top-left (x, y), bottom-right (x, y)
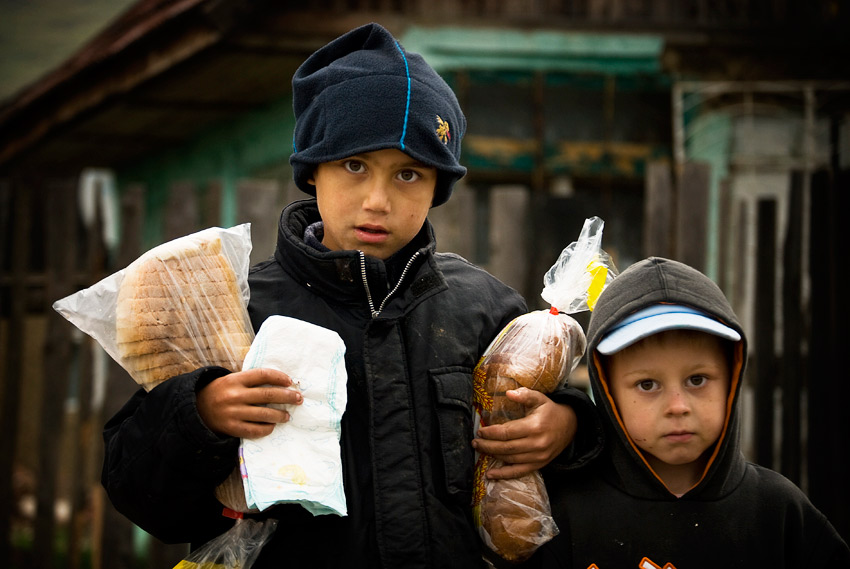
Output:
top-left (607, 330), bottom-right (730, 479)
top-left (309, 148), bottom-right (437, 260)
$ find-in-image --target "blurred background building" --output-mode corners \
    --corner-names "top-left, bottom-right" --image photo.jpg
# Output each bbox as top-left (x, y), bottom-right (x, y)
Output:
top-left (1, 1), bottom-right (848, 567)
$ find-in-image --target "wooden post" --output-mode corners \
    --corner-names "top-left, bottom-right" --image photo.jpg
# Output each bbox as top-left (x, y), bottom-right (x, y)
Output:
top-left (165, 182), bottom-right (200, 241)
top-left (33, 180), bottom-right (77, 569)
top-left (67, 184), bottom-right (108, 569)
top-left (807, 168), bottom-right (850, 542)
top-left (236, 179), bottom-right (283, 267)
top-left (753, 198), bottom-right (777, 469)
top-left (96, 184), bottom-right (147, 569)
top-left (146, 182), bottom-right (199, 568)
top-left (675, 161), bottom-right (711, 273)
top-left (489, 186), bottom-right (529, 294)
top-left (643, 159), bottom-right (674, 258)
top-left (0, 179), bottom-right (31, 568)
top-left (780, 173), bottom-right (803, 485)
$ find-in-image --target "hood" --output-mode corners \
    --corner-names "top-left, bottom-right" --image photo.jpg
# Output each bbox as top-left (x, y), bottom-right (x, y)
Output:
top-left (586, 257), bottom-right (748, 500)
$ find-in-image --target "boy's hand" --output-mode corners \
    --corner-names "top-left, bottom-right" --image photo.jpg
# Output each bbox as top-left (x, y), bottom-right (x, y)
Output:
top-left (472, 388), bottom-right (577, 480)
top-left (196, 368), bottom-right (303, 439)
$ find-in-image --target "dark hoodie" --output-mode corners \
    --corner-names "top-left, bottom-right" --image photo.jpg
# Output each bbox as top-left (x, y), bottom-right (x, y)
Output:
top-left (528, 257), bottom-right (850, 568)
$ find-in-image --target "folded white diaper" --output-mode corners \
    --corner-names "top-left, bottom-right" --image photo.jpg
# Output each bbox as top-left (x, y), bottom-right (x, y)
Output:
top-left (239, 315), bottom-right (348, 516)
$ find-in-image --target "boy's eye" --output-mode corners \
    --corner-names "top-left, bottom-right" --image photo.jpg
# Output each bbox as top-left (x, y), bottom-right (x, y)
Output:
top-left (343, 160), bottom-right (365, 173)
top-left (637, 380), bottom-right (657, 392)
top-left (687, 375), bottom-right (707, 387)
top-left (397, 169), bottom-right (421, 182)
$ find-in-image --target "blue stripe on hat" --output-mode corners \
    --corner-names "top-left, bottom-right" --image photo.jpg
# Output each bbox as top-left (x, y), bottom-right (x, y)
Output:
top-left (394, 40), bottom-right (411, 150)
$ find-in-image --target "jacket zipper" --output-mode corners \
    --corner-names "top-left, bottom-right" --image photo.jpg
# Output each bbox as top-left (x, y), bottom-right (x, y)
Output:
top-left (359, 250), bottom-right (420, 319)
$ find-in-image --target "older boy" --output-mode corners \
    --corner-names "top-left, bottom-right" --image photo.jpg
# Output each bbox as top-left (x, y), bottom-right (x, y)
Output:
top-left (528, 257), bottom-right (850, 568)
top-left (102, 23), bottom-right (600, 569)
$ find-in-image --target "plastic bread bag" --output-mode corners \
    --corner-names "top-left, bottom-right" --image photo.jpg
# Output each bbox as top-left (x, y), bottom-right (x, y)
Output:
top-left (472, 216), bottom-right (617, 563)
top-left (52, 223), bottom-right (255, 513)
top-left (172, 514), bottom-right (277, 569)
top-left (53, 223), bottom-right (254, 392)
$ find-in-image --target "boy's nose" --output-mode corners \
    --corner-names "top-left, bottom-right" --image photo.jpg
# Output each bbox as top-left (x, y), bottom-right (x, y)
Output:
top-left (665, 390), bottom-right (691, 415)
top-left (362, 178), bottom-right (391, 211)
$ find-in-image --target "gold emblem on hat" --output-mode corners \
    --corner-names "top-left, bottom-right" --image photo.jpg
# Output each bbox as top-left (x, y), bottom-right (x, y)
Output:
top-left (436, 115), bottom-right (451, 144)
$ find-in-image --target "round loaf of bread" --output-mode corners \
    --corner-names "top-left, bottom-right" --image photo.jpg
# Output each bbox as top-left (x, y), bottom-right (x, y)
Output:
top-left (479, 471), bottom-right (557, 563)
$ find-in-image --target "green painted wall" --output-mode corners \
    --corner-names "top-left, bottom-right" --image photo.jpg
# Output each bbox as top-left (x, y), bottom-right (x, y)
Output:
top-left (401, 27), bottom-right (664, 75)
top-left (117, 97), bottom-right (295, 248)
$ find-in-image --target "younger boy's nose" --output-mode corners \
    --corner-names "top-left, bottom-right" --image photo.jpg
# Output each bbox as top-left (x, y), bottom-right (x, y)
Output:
top-left (665, 390), bottom-right (691, 416)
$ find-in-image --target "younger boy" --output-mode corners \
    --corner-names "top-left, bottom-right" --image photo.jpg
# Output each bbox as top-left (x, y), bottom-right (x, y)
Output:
top-left (528, 256), bottom-right (850, 568)
top-left (101, 23), bottom-right (600, 569)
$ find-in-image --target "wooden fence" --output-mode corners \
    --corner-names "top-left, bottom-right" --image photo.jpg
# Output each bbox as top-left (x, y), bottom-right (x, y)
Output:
top-left (2, 162), bottom-right (849, 568)
top-left (0, 176), bottom-right (293, 569)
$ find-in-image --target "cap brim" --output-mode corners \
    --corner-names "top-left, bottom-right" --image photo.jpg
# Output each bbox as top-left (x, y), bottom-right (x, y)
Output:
top-left (597, 305), bottom-right (741, 355)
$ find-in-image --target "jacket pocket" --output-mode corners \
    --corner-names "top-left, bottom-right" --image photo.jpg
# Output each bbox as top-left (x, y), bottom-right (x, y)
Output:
top-left (430, 368), bottom-right (475, 501)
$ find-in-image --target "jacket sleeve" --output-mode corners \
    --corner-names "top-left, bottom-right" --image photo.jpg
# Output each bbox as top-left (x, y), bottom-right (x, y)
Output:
top-left (545, 385), bottom-right (604, 471)
top-left (101, 366), bottom-right (239, 544)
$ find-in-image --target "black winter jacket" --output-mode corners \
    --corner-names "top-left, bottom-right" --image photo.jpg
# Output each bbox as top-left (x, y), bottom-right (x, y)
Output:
top-left (102, 199), bottom-right (602, 569)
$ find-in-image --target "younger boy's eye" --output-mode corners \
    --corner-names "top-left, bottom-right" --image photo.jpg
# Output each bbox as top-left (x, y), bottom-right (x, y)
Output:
top-left (637, 380), bottom-right (657, 392)
top-left (397, 169), bottom-right (421, 182)
top-left (687, 375), bottom-right (707, 387)
top-left (343, 160), bottom-right (365, 173)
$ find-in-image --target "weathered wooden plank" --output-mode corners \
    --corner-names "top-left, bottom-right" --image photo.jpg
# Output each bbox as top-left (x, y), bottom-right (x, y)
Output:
top-left (0, 179), bottom-right (32, 568)
top-left (33, 179), bottom-right (76, 569)
top-left (97, 184), bottom-right (146, 569)
top-left (780, 172), bottom-right (803, 485)
top-left (165, 182), bottom-right (200, 241)
top-left (489, 185), bottom-right (529, 294)
top-left (807, 168), bottom-right (850, 542)
top-left (753, 198), bottom-right (777, 469)
top-left (675, 161), bottom-right (710, 272)
top-left (643, 159), bottom-right (673, 258)
top-left (236, 179), bottom-right (283, 266)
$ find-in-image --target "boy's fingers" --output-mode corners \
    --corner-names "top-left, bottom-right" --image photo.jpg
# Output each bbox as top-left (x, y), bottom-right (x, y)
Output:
top-left (248, 385), bottom-right (302, 406)
top-left (237, 367), bottom-right (296, 387)
top-left (485, 461), bottom-right (543, 480)
top-left (473, 436), bottom-right (520, 455)
top-left (235, 421), bottom-right (276, 440)
top-left (477, 414), bottom-right (535, 442)
top-left (240, 405), bottom-right (290, 425)
top-left (504, 387), bottom-right (548, 409)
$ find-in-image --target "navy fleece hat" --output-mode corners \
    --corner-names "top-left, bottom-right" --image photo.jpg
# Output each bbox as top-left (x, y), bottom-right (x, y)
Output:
top-left (289, 23), bottom-right (467, 207)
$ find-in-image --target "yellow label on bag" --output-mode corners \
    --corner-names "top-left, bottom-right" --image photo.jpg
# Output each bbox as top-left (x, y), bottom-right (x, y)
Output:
top-left (586, 258), bottom-right (609, 312)
top-left (173, 561), bottom-right (231, 569)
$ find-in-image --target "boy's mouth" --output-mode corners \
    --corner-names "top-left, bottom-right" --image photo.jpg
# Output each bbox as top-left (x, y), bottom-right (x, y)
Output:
top-left (663, 431), bottom-right (694, 443)
top-left (357, 224), bottom-right (387, 234)
top-left (355, 225), bottom-right (389, 243)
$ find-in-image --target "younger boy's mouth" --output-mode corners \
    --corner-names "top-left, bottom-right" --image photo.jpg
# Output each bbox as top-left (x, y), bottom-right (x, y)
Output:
top-left (663, 431), bottom-right (694, 443)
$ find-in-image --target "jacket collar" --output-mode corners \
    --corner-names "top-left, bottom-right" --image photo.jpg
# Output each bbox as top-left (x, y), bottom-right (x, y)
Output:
top-left (274, 199), bottom-right (441, 314)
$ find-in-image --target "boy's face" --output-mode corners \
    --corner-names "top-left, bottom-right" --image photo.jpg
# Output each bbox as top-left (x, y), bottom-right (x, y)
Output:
top-left (607, 330), bottom-right (730, 480)
top-left (309, 148), bottom-right (437, 260)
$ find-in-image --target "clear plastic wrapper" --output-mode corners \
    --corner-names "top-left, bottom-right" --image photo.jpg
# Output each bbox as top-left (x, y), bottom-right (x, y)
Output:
top-left (53, 224), bottom-right (254, 391)
top-left (53, 224), bottom-right (255, 513)
top-left (472, 216), bottom-right (617, 563)
top-left (172, 517), bottom-right (278, 569)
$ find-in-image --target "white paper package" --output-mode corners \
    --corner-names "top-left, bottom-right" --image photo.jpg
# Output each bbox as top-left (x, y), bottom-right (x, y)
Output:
top-left (239, 315), bottom-right (349, 516)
